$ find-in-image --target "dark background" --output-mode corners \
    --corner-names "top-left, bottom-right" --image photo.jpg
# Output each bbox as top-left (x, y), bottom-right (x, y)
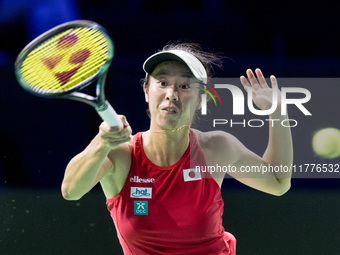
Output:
top-left (1, 0), bottom-right (340, 254)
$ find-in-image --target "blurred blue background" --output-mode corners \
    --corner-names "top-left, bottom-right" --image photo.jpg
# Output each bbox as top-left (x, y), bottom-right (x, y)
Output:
top-left (1, 0), bottom-right (340, 254)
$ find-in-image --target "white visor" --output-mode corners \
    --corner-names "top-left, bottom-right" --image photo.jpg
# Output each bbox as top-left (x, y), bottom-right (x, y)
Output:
top-left (143, 50), bottom-right (207, 83)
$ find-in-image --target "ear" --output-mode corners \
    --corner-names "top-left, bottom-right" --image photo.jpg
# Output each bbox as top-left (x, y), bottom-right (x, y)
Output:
top-left (144, 87), bottom-right (149, 103)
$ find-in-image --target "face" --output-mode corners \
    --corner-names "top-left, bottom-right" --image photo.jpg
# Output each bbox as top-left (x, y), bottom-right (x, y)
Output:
top-left (144, 60), bottom-right (201, 130)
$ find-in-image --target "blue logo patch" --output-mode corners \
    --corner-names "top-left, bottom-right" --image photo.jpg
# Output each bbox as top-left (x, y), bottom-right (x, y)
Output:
top-left (134, 201), bottom-right (148, 215)
top-left (130, 187), bottom-right (152, 199)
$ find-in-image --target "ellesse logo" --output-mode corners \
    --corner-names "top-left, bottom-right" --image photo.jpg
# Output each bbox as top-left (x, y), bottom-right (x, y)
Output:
top-left (130, 176), bottom-right (155, 183)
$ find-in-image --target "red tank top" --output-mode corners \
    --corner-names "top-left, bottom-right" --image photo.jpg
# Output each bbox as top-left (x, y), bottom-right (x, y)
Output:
top-left (106, 131), bottom-right (236, 255)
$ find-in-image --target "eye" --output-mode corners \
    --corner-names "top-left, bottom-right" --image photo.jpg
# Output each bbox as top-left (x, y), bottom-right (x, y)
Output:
top-left (180, 84), bottom-right (190, 90)
top-left (158, 81), bottom-right (167, 86)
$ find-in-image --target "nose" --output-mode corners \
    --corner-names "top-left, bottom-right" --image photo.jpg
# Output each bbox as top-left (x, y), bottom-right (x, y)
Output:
top-left (165, 87), bottom-right (179, 102)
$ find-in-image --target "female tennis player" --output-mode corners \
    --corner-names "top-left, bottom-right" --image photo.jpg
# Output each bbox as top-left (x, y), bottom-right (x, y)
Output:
top-left (61, 42), bottom-right (292, 255)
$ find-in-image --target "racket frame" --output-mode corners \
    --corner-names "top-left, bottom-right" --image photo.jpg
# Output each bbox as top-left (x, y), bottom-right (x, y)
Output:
top-left (15, 20), bottom-right (122, 127)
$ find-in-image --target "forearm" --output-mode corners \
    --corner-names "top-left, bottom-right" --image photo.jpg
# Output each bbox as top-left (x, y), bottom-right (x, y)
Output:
top-left (263, 111), bottom-right (293, 182)
top-left (61, 135), bottom-right (111, 200)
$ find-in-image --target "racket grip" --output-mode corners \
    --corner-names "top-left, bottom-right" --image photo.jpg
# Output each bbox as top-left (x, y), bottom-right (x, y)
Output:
top-left (96, 101), bottom-right (123, 128)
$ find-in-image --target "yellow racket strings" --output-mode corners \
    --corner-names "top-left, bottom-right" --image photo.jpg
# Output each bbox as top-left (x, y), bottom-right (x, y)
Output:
top-left (20, 27), bottom-right (110, 94)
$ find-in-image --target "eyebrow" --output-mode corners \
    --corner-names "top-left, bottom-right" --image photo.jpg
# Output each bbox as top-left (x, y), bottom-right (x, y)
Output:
top-left (152, 70), bottom-right (193, 78)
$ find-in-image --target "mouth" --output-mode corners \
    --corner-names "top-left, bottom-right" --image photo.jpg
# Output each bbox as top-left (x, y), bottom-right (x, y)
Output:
top-left (162, 106), bottom-right (178, 114)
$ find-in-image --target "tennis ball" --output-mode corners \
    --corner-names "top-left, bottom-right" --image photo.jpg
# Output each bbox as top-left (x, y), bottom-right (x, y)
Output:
top-left (312, 128), bottom-right (340, 159)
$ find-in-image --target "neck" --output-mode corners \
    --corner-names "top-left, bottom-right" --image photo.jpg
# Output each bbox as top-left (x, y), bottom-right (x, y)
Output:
top-left (142, 126), bottom-right (190, 167)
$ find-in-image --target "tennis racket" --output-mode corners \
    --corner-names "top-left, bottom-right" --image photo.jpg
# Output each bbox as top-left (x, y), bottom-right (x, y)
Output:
top-left (15, 20), bottom-right (123, 128)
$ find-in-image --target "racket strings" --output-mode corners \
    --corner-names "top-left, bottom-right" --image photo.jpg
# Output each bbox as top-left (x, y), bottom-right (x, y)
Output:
top-left (20, 26), bottom-right (111, 94)
top-left (22, 39), bottom-right (104, 88)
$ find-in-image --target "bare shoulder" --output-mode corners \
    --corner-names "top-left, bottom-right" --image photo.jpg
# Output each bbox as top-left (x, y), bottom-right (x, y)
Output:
top-left (191, 128), bottom-right (243, 165)
top-left (191, 129), bottom-right (246, 186)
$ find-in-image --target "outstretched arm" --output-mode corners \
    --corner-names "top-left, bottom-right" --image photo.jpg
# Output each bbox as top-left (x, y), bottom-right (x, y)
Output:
top-left (237, 69), bottom-right (293, 194)
top-left (61, 116), bottom-right (132, 200)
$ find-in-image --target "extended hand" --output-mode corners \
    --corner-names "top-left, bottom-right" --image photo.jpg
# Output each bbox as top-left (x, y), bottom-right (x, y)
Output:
top-left (240, 68), bottom-right (280, 112)
top-left (98, 115), bottom-right (132, 150)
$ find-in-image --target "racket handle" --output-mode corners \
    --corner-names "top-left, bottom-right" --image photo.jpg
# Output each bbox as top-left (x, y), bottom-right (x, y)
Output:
top-left (96, 101), bottom-right (123, 128)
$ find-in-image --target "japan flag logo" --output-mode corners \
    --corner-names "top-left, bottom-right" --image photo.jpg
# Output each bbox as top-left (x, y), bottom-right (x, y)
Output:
top-left (183, 168), bottom-right (202, 182)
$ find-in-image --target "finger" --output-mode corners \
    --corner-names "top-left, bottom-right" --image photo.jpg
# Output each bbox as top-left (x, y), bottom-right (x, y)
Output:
top-left (102, 129), bottom-right (131, 146)
top-left (121, 115), bottom-right (130, 128)
top-left (100, 115), bottom-right (129, 133)
top-left (106, 135), bottom-right (132, 149)
top-left (270, 75), bottom-right (278, 89)
top-left (255, 68), bottom-right (269, 88)
top-left (246, 69), bottom-right (261, 89)
top-left (99, 122), bottom-right (124, 137)
top-left (120, 115), bottom-right (133, 137)
top-left (104, 124), bottom-right (132, 139)
top-left (99, 121), bottom-right (122, 135)
top-left (107, 134), bottom-right (131, 144)
top-left (123, 125), bottom-right (133, 140)
top-left (100, 121), bottom-right (117, 133)
top-left (240, 75), bottom-right (250, 92)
